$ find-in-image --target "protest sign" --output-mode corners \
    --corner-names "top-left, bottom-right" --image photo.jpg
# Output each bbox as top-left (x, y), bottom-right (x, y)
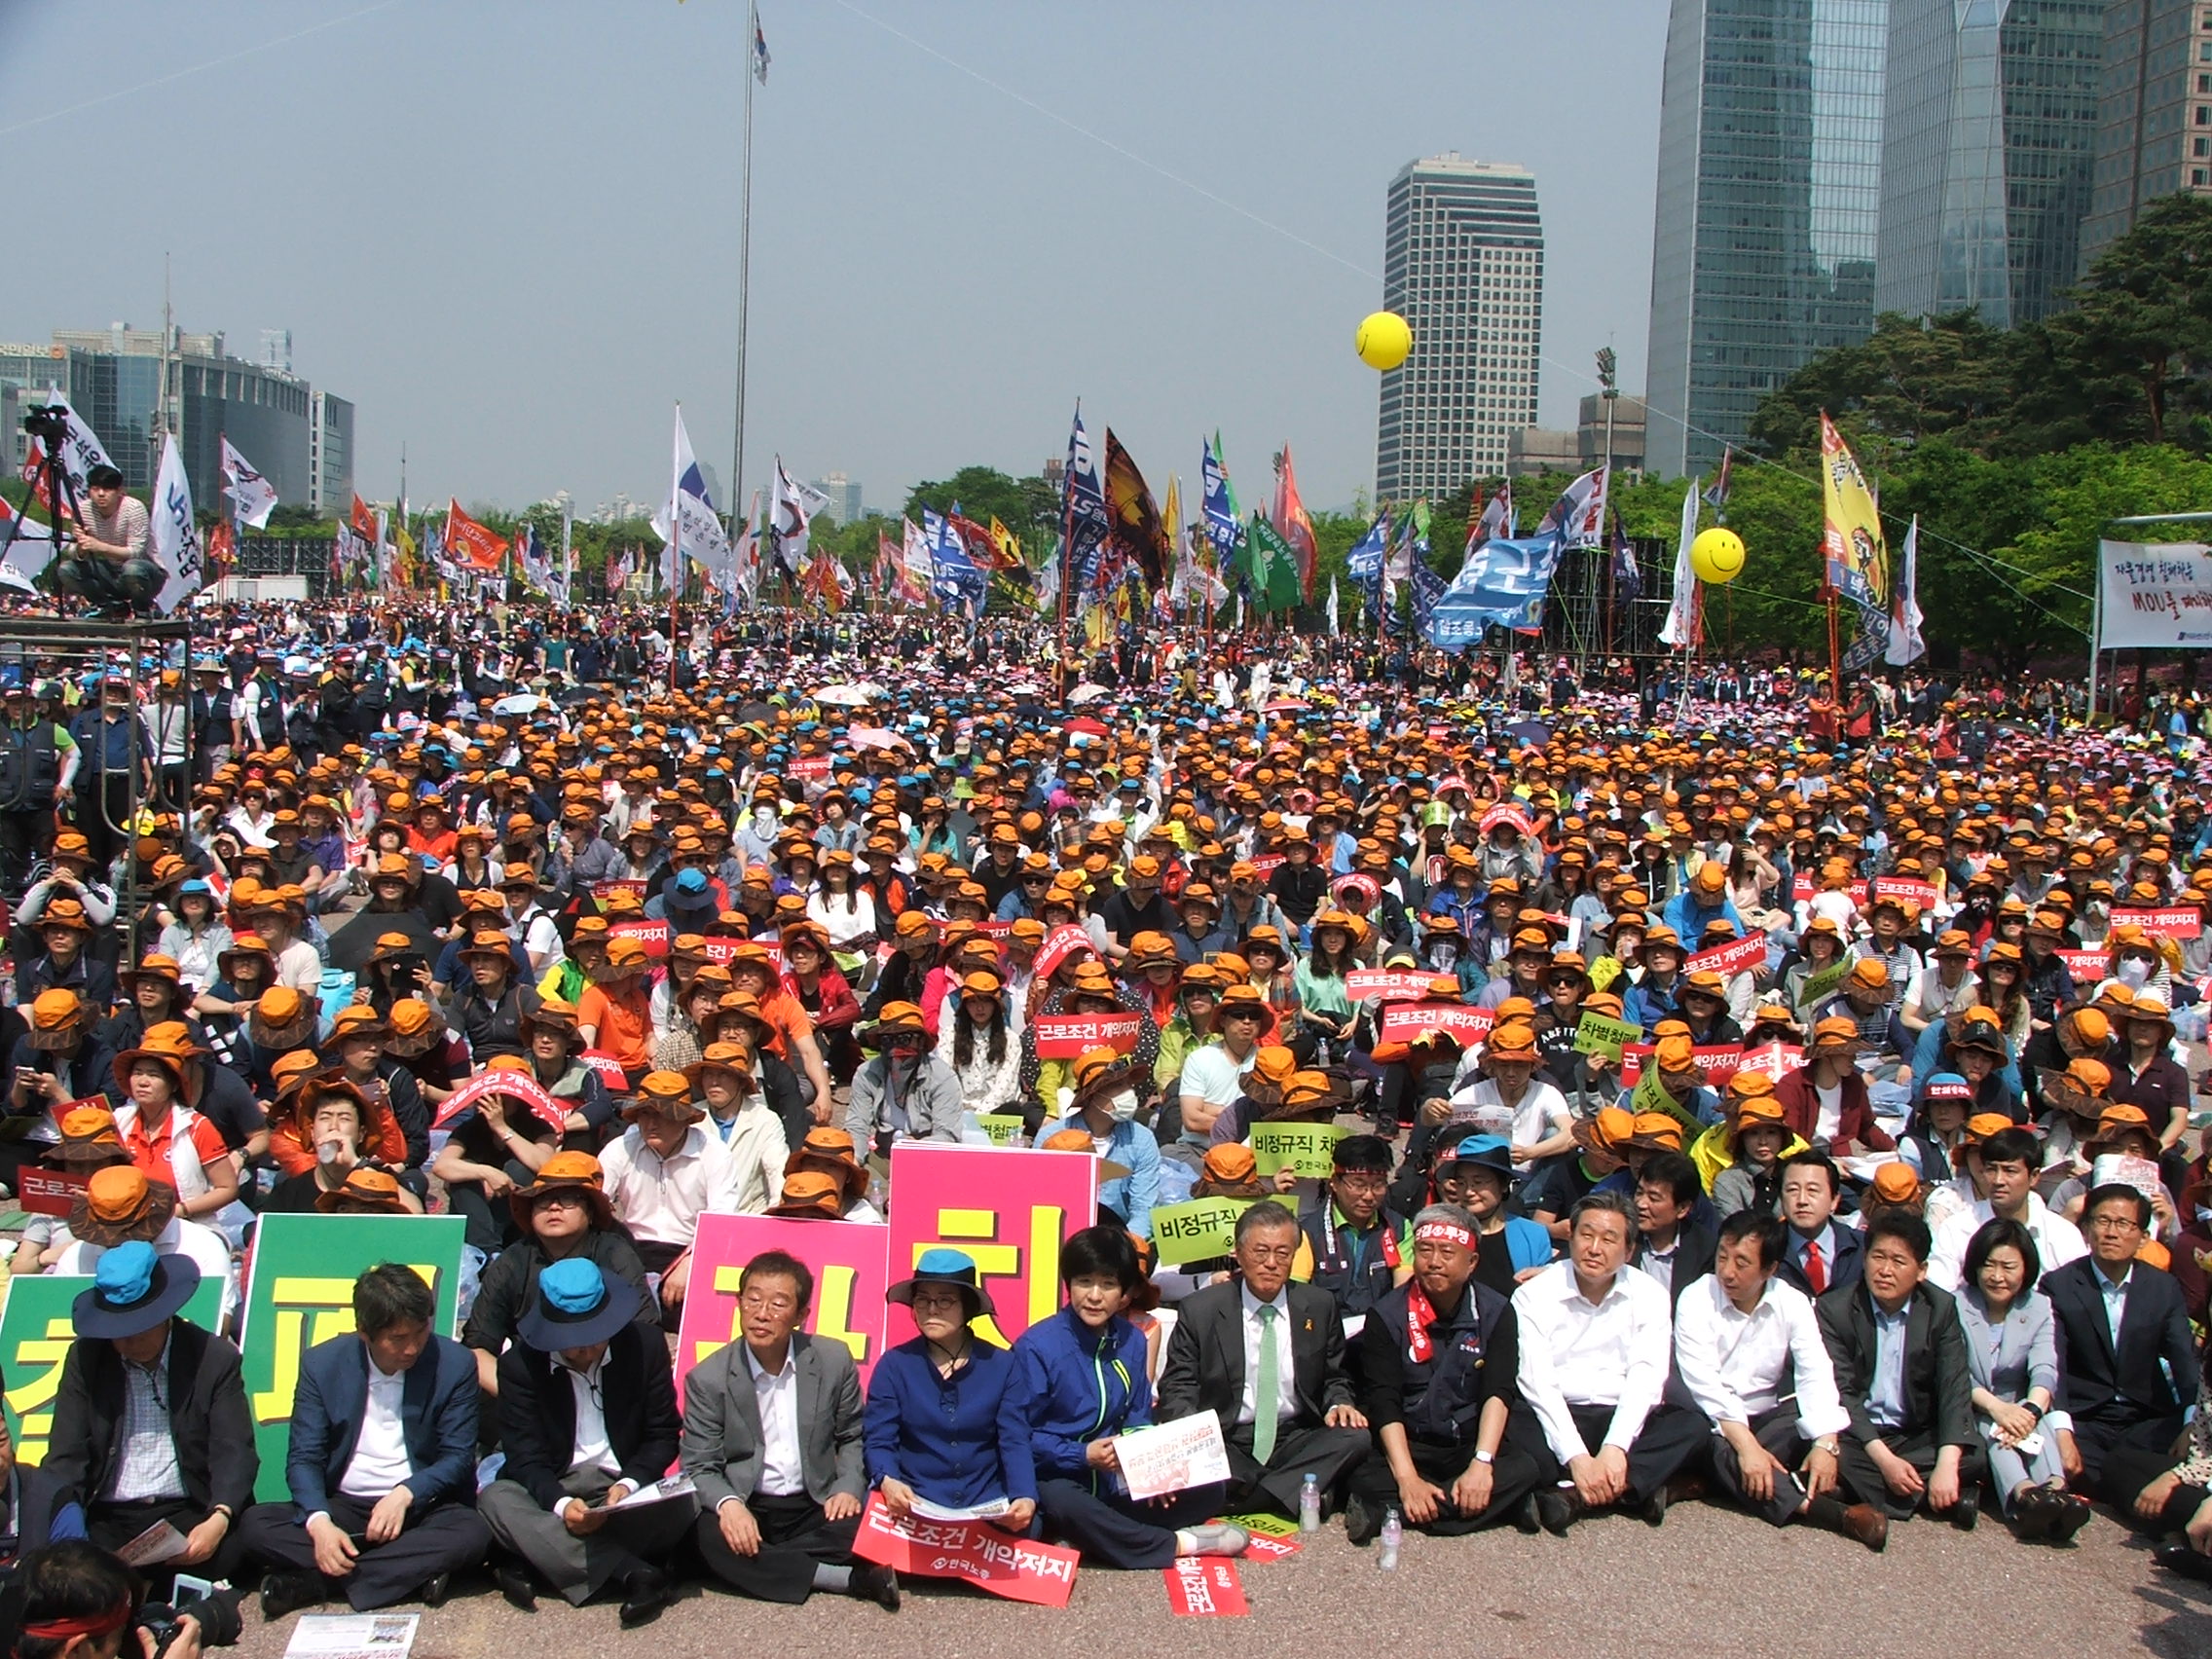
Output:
top-left (1163, 1556), bottom-right (1248, 1617)
top-left (577, 1050), bottom-right (630, 1087)
top-left (1030, 1012), bottom-right (1144, 1058)
top-left (886, 1145), bottom-right (1094, 1348)
top-left (702, 938), bottom-right (779, 969)
top-left (1732, 1042), bottom-right (1805, 1084)
top-left (1631, 1067), bottom-right (1700, 1131)
top-left (1249, 1122), bottom-right (1346, 1179)
top-left (238, 1215), bottom-right (466, 1501)
top-left (1248, 853), bottom-right (1286, 875)
top-left (429, 1066), bottom-right (568, 1134)
top-left (591, 878), bottom-right (647, 903)
top-left (1685, 932), bottom-right (1766, 979)
top-left (2096, 539), bottom-right (2212, 649)
top-left (675, 1214), bottom-right (893, 1392)
top-left (1032, 925), bottom-right (1094, 981)
top-left (1116, 1409), bottom-right (1234, 1500)
top-left (1798, 961), bottom-right (1850, 1007)
top-left (1620, 1043), bottom-right (1742, 1088)
top-left (2055, 948), bottom-right (2110, 982)
top-left (16, 1165), bottom-right (90, 1217)
top-left (2112, 905), bottom-right (2202, 940)
top-left (1572, 1011), bottom-right (1641, 1061)
top-left (2, 1272), bottom-right (222, 1466)
top-left (1377, 1003), bottom-right (1494, 1047)
top-left (1149, 1198), bottom-right (1256, 1267)
top-left (608, 918), bottom-right (672, 959)
top-left (1868, 876), bottom-right (1938, 910)
top-left (788, 757), bottom-right (833, 780)
top-left (1346, 969), bottom-right (1438, 1003)
top-left (852, 1494), bottom-right (1079, 1606)
top-left (1791, 875), bottom-right (1868, 903)
top-left (974, 1114), bottom-right (1026, 1146)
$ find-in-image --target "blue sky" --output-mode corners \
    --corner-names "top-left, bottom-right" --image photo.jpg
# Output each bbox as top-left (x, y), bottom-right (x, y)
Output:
top-left (0, 0), bottom-right (1669, 517)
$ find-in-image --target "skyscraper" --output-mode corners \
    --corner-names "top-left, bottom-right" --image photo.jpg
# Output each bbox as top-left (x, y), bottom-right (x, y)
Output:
top-left (1374, 154), bottom-right (1543, 503)
top-left (2080, 0), bottom-right (2212, 271)
top-left (1877, 0), bottom-right (2106, 330)
top-left (1644, 0), bottom-right (1890, 478)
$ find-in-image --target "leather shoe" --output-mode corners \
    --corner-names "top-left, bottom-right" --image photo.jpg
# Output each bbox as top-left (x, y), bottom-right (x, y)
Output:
top-left (419, 1572), bottom-right (453, 1609)
top-left (2157, 1544), bottom-right (2212, 1583)
top-left (1949, 1487), bottom-right (1979, 1532)
top-left (1534, 1490), bottom-right (1579, 1536)
top-left (851, 1563), bottom-right (901, 1611)
top-left (2049, 1492), bottom-right (2094, 1542)
top-left (1512, 1493), bottom-right (1541, 1535)
top-left (1342, 1494), bottom-right (1380, 1546)
top-left (618, 1567), bottom-right (675, 1628)
top-left (1642, 1475), bottom-right (1704, 1528)
top-left (493, 1561), bottom-right (537, 1612)
top-left (1840, 1503), bottom-right (1889, 1553)
top-left (258, 1572), bottom-right (326, 1624)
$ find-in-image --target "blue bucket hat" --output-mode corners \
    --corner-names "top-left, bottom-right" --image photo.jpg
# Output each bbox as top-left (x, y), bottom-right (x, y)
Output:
top-left (72, 1240), bottom-right (202, 1340)
top-left (517, 1257), bottom-right (641, 1351)
top-left (885, 1247), bottom-right (995, 1320)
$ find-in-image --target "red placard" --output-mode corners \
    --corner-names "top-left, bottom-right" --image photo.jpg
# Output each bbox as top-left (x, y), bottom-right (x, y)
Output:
top-left (1792, 875), bottom-right (1869, 903)
top-left (1619, 1042), bottom-right (1745, 1087)
top-left (851, 1495), bottom-right (1078, 1606)
top-left (675, 1214), bottom-right (893, 1392)
top-left (592, 878), bottom-right (647, 902)
top-left (1346, 969), bottom-right (1439, 1003)
top-left (609, 918), bottom-right (672, 959)
top-left (1869, 875), bottom-right (1938, 909)
top-left (700, 938), bottom-right (779, 968)
top-left (1238, 1530), bottom-right (1302, 1562)
top-left (1731, 1042), bottom-right (1805, 1084)
top-left (1248, 853), bottom-right (1286, 874)
top-left (788, 757), bottom-right (832, 780)
top-left (18, 1165), bottom-right (89, 1217)
top-left (2113, 905), bottom-right (2202, 940)
top-left (1031, 1012), bottom-right (1145, 1058)
top-left (1163, 1556), bottom-right (1248, 1617)
top-left (1378, 1003), bottom-right (1494, 1046)
top-left (973, 920), bottom-right (1014, 938)
top-left (2055, 948), bottom-right (2109, 981)
top-left (578, 1049), bottom-right (629, 1086)
top-left (1032, 924), bottom-right (1094, 981)
top-left (1685, 933), bottom-right (1766, 979)
top-left (430, 1066), bottom-right (570, 1134)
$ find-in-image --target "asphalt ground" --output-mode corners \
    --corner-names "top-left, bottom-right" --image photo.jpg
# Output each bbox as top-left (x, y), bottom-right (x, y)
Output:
top-left (209, 1494), bottom-right (2212, 1659)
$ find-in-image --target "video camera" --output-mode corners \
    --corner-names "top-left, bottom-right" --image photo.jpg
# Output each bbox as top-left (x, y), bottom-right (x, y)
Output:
top-left (20, 405), bottom-right (70, 450)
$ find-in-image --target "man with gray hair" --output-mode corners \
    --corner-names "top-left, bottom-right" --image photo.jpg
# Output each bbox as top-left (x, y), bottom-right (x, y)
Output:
top-left (1343, 1203), bottom-right (1541, 1542)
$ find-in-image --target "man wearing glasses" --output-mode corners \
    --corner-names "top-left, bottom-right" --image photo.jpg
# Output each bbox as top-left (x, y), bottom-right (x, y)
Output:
top-left (680, 1249), bottom-right (897, 1610)
top-left (1158, 1201), bottom-right (1372, 1518)
top-left (1290, 1135), bottom-right (1414, 1386)
top-left (2042, 1184), bottom-right (2200, 1518)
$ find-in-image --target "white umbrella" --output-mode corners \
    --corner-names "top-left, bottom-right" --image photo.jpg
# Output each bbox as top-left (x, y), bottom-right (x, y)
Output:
top-left (1068, 682), bottom-right (1112, 706)
top-left (814, 682), bottom-right (887, 707)
top-left (493, 692), bottom-right (546, 716)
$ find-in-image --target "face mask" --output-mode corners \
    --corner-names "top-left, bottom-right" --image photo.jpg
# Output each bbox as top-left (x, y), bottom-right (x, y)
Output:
top-left (754, 807), bottom-right (776, 829)
top-left (2117, 955), bottom-right (2152, 987)
top-left (1108, 1089), bottom-right (1141, 1123)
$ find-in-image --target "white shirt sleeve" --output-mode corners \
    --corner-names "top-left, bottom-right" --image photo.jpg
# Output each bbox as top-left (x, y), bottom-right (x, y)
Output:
top-left (1786, 1290), bottom-right (1853, 1441)
top-left (1603, 1273), bottom-right (1672, 1452)
top-left (1672, 1280), bottom-right (1749, 1426)
top-left (1511, 1272), bottom-right (1588, 1466)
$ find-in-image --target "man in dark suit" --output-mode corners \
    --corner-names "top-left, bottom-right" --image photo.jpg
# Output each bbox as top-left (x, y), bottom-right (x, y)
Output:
top-left (1630, 1153), bottom-right (1716, 1308)
top-left (479, 1260), bottom-right (688, 1625)
top-left (238, 1263), bottom-right (491, 1618)
top-left (2044, 1182), bottom-right (2201, 1517)
top-left (1157, 1200), bottom-right (1372, 1516)
top-left (680, 1249), bottom-right (898, 1610)
top-left (25, 1242), bottom-right (257, 1578)
top-left (1816, 1209), bottom-right (1984, 1526)
top-left (1776, 1153), bottom-right (1863, 1300)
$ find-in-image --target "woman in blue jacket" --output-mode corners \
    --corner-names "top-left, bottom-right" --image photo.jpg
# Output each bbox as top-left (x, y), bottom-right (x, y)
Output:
top-left (1008, 1226), bottom-right (1251, 1567)
top-left (863, 1250), bottom-right (1036, 1528)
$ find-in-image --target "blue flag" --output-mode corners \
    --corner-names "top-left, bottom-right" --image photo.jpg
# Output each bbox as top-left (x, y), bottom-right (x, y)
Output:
top-left (925, 508), bottom-right (983, 613)
top-left (1200, 436), bottom-right (1243, 570)
top-left (1345, 511), bottom-right (1390, 581)
top-left (1424, 533), bottom-right (1565, 651)
top-left (1062, 407), bottom-right (1112, 596)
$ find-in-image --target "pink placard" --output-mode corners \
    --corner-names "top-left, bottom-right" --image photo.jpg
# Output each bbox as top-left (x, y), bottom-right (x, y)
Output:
top-left (1346, 969), bottom-right (1440, 1003)
top-left (884, 1144), bottom-right (1096, 1350)
top-left (852, 1495), bottom-right (1078, 1606)
top-left (674, 1214), bottom-right (893, 1395)
top-left (1378, 1002), bottom-right (1495, 1046)
top-left (2113, 904), bottom-right (2202, 940)
top-left (1685, 933), bottom-right (1766, 979)
top-left (1031, 1012), bottom-right (1144, 1058)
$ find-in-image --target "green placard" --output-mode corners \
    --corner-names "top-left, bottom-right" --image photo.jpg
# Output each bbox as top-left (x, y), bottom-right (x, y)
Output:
top-left (1631, 1067), bottom-right (1702, 1132)
top-left (1798, 961), bottom-right (1849, 1009)
top-left (0, 1271), bottom-right (225, 1468)
top-left (1572, 1012), bottom-right (1641, 1061)
top-left (1149, 1197), bottom-right (1259, 1267)
top-left (974, 1115), bottom-right (1025, 1147)
top-left (238, 1214), bottom-right (468, 1502)
top-left (1249, 1122), bottom-right (1348, 1179)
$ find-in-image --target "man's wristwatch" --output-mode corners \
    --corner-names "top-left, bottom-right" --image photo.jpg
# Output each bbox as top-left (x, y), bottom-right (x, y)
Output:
top-left (1474, 1449), bottom-right (1495, 1465)
top-left (1813, 1437), bottom-right (1840, 1456)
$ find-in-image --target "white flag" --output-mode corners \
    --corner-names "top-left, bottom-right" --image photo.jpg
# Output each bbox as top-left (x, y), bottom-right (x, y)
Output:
top-left (767, 458), bottom-right (825, 573)
top-left (1537, 465), bottom-right (1609, 549)
top-left (1326, 575), bottom-right (1340, 636)
top-left (1885, 516), bottom-right (1926, 666)
top-left (652, 406), bottom-right (733, 593)
top-left (26, 385), bottom-right (113, 513)
top-left (218, 437), bottom-right (278, 529)
top-left (149, 433), bottom-right (203, 614)
top-left (1659, 476), bottom-right (1699, 648)
top-left (901, 514), bottom-right (933, 591)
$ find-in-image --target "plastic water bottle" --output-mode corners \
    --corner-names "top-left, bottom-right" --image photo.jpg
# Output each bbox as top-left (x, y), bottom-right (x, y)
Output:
top-left (1298, 1473), bottom-right (1321, 1534)
top-left (1377, 1505), bottom-right (1401, 1571)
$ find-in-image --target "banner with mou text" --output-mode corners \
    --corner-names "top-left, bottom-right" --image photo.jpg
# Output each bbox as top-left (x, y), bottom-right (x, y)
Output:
top-left (2098, 540), bottom-right (2212, 649)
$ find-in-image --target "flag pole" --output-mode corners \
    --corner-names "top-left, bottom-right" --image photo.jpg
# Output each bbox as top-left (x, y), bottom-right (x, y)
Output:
top-left (729, 0), bottom-right (759, 552)
top-left (671, 403), bottom-right (682, 693)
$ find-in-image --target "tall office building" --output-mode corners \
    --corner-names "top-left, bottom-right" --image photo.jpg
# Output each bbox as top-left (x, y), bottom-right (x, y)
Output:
top-left (2080, 0), bottom-right (2212, 270)
top-left (1877, 0), bottom-right (2105, 329)
top-left (1374, 154), bottom-right (1543, 503)
top-left (1645, 0), bottom-right (1890, 478)
top-left (310, 390), bottom-right (354, 518)
top-left (812, 472), bottom-right (863, 526)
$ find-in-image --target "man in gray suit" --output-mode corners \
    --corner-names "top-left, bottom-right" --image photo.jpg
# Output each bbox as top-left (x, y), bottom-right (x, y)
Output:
top-left (680, 1249), bottom-right (900, 1610)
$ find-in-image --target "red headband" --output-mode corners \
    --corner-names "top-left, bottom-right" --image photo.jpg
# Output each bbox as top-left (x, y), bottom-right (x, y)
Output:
top-left (1414, 1221), bottom-right (1474, 1248)
top-left (21, 1597), bottom-right (134, 1645)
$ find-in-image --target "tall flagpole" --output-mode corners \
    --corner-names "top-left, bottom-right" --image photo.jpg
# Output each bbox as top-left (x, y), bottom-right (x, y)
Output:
top-left (729, 1), bottom-right (759, 547)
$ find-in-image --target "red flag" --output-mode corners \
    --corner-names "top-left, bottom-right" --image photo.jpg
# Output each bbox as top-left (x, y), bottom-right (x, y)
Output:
top-left (1272, 444), bottom-right (1317, 602)
top-left (205, 519), bottom-right (237, 583)
top-left (802, 549), bottom-right (844, 612)
top-left (350, 493), bottom-right (380, 544)
top-left (445, 499), bottom-right (509, 572)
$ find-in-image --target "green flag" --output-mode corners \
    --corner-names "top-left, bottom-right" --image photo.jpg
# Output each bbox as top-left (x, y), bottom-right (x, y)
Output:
top-left (1247, 514), bottom-right (1302, 612)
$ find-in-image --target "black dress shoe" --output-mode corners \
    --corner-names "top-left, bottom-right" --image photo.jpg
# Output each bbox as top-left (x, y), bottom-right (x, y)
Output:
top-left (618, 1567), bottom-right (675, 1628)
top-left (1342, 1494), bottom-right (1380, 1546)
top-left (420, 1571), bottom-right (453, 1609)
top-left (493, 1562), bottom-right (537, 1612)
top-left (258, 1572), bottom-right (326, 1623)
top-left (1534, 1490), bottom-right (1579, 1535)
top-left (1949, 1487), bottom-right (1979, 1532)
top-left (850, 1562), bottom-right (901, 1611)
top-left (2157, 1544), bottom-right (2212, 1583)
top-left (1512, 1493), bottom-right (1541, 1535)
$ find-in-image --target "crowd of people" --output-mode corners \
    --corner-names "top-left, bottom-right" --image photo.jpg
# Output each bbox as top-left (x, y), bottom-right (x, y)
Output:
top-left (4, 595), bottom-right (2212, 1637)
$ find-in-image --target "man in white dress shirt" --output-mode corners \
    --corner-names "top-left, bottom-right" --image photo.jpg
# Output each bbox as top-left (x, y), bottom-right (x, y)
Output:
top-left (1508, 1192), bottom-right (1706, 1532)
top-left (1674, 1210), bottom-right (1889, 1549)
top-left (598, 1070), bottom-right (744, 1321)
top-left (1925, 1126), bottom-right (2085, 1292)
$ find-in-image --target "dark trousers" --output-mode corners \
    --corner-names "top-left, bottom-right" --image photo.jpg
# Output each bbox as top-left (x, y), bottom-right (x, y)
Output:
top-left (1224, 1419), bottom-right (1371, 1516)
top-left (1835, 1429), bottom-right (1989, 1520)
top-left (1346, 1434), bottom-right (1542, 1535)
top-left (2069, 1412), bottom-right (2185, 1504)
top-left (1508, 1401), bottom-right (1707, 1504)
top-left (18, 1472), bottom-right (248, 1585)
top-left (2099, 1440), bottom-right (2202, 1532)
top-left (71, 775), bottom-right (136, 873)
top-left (0, 807), bottom-right (52, 899)
top-left (1706, 1407), bottom-right (1811, 1528)
top-left (694, 1492), bottom-right (858, 1604)
top-left (480, 1472), bottom-right (695, 1604)
top-left (236, 1493), bottom-right (491, 1609)
top-left (1035, 1478), bottom-right (1225, 1569)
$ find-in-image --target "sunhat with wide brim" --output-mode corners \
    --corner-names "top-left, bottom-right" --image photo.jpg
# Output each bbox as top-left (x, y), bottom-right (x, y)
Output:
top-left (886, 1246), bottom-right (997, 1320)
top-left (516, 1256), bottom-right (645, 1351)
top-left (71, 1241), bottom-right (202, 1339)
